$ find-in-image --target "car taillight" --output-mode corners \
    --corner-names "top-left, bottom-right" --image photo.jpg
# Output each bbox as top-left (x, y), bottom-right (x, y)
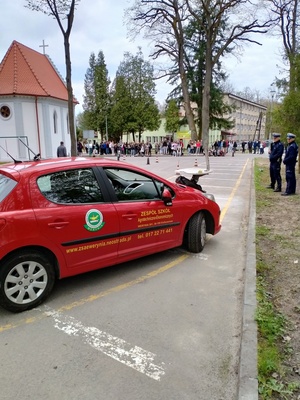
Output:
top-left (0, 219), bottom-right (6, 231)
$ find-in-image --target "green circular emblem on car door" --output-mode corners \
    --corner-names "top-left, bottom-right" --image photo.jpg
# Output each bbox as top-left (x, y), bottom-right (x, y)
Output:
top-left (84, 209), bottom-right (105, 232)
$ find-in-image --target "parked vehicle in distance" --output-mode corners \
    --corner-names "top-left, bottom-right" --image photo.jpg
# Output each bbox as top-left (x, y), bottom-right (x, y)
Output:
top-left (0, 157), bottom-right (221, 312)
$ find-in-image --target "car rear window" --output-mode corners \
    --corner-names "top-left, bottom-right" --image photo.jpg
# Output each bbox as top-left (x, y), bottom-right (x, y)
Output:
top-left (0, 173), bottom-right (18, 202)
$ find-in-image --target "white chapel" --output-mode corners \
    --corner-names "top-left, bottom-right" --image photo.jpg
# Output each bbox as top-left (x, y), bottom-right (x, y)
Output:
top-left (0, 41), bottom-right (77, 161)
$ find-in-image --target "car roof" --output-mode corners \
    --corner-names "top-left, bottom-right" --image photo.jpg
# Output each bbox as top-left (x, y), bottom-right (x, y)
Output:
top-left (0, 157), bottom-right (166, 182)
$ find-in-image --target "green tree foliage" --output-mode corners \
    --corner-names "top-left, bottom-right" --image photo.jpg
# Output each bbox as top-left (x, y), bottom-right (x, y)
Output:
top-left (110, 49), bottom-right (160, 142)
top-left (82, 51), bottom-right (111, 139)
top-left (110, 76), bottom-right (132, 140)
top-left (25, 0), bottom-right (80, 156)
top-left (164, 99), bottom-right (181, 134)
top-left (273, 89), bottom-right (300, 139)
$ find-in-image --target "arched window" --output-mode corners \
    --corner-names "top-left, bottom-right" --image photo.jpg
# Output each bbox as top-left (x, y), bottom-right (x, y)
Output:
top-left (53, 110), bottom-right (58, 134)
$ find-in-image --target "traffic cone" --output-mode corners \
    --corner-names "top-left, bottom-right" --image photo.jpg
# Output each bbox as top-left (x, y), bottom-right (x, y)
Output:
top-left (156, 156), bottom-right (159, 163)
top-left (194, 158), bottom-right (198, 167)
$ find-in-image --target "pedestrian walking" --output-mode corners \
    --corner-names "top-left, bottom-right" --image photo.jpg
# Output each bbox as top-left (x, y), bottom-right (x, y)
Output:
top-left (57, 141), bottom-right (67, 157)
top-left (232, 141), bottom-right (237, 157)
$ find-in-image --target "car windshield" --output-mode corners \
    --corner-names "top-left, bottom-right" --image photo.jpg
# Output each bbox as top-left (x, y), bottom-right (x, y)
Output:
top-left (0, 173), bottom-right (18, 202)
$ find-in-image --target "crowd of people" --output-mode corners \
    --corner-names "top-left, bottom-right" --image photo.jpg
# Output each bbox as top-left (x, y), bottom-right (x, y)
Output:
top-left (72, 138), bottom-right (268, 159)
top-left (61, 135), bottom-right (296, 166)
top-left (75, 139), bottom-right (186, 158)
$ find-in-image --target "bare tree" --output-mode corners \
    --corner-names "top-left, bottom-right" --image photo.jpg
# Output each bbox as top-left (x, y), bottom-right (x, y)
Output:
top-left (128, 0), bottom-right (271, 170)
top-left (127, 0), bottom-right (198, 141)
top-left (26, 0), bottom-right (80, 156)
top-left (264, 0), bottom-right (300, 90)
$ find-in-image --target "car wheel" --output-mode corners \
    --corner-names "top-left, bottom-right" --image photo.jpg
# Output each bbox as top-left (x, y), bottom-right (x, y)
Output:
top-left (0, 251), bottom-right (55, 313)
top-left (187, 212), bottom-right (206, 253)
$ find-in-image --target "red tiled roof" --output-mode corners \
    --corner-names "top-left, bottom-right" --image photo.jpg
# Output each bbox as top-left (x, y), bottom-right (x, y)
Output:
top-left (0, 40), bottom-right (77, 103)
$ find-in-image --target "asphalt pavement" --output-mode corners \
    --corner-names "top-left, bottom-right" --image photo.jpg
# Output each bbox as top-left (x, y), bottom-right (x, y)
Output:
top-left (0, 150), bottom-right (259, 400)
top-left (122, 150), bottom-right (258, 400)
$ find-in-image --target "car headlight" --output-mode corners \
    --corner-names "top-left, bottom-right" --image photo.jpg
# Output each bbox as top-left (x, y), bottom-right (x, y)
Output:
top-left (203, 193), bottom-right (216, 202)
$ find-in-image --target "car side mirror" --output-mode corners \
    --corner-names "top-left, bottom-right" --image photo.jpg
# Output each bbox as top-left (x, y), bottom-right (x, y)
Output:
top-left (162, 188), bottom-right (172, 206)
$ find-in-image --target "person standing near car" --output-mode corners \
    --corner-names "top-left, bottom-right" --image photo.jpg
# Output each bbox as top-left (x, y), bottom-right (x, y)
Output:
top-left (267, 133), bottom-right (284, 192)
top-left (57, 141), bottom-right (67, 157)
top-left (282, 133), bottom-right (298, 196)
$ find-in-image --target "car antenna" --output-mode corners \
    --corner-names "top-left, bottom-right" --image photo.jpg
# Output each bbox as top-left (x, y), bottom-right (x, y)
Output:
top-left (18, 138), bottom-right (41, 161)
top-left (0, 144), bottom-right (22, 164)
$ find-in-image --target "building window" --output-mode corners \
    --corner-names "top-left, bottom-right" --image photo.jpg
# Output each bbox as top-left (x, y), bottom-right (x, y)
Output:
top-left (53, 111), bottom-right (58, 133)
top-left (0, 105), bottom-right (11, 119)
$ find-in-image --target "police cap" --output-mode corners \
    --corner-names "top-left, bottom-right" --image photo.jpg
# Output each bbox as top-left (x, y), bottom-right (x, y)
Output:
top-left (272, 133), bottom-right (281, 138)
top-left (287, 133), bottom-right (296, 139)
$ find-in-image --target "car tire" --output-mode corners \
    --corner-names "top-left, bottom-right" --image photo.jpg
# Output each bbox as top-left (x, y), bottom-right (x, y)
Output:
top-left (0, 250), bottom-right (55, 313)
top-left (186, 211), bottom-right (206, 253)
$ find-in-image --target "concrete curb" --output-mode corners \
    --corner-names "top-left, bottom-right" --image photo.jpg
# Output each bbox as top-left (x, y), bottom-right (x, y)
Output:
top-left (238, 159), bottom-right (258, 400)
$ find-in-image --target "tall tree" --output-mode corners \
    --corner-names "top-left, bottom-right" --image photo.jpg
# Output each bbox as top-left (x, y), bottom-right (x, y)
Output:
top-left (186, 0), bottom-right (270, 169)
top-left (110, 49), bottom-right (160, 142)
top-left (127, 0), bottom-right (198, 142)
top-left (128, 0), bottom-right (270, 169)
top-left (82, 52), bottom-right (97, 130)
top-left (83, 51), bottom-right (111, 139)
top-left (168, 12), bottom-right (235, 134)
top-left (26, 0), bottom-right (80, 156)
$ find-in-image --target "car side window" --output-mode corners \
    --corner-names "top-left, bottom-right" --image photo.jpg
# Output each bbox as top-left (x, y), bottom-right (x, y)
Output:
top-left (37, 168), bottom-right (104, 203)
top-left (103, 168), bottom-right (162, 201)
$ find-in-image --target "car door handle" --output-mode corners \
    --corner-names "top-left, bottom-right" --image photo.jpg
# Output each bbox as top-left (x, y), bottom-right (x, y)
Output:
top-left (122, 213), bottom-right (137, 219)
top-left (48, 221), bottom-right (70, 228)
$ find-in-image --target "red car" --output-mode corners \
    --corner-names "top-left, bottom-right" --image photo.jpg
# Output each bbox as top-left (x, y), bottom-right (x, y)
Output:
top-left (0, 157), bottom-right (221, 312)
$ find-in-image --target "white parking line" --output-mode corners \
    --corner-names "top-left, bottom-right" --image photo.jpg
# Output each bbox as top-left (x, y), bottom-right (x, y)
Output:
top-left (44, 307), bottom-right (165, 381)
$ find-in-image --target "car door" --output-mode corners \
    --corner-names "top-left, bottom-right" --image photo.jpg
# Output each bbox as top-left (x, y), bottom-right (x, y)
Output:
top-left (102, 167), bottom-right (185, 262)
top-left (30, 167), bottom-right (120, 277)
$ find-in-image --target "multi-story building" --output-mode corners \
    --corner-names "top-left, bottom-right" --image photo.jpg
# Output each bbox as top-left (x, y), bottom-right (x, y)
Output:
top-left (222, 93), bottom-right (267, 142)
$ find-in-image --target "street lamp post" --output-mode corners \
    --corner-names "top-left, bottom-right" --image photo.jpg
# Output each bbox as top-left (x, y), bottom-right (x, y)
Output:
top-left (269, 89), bottom-right (276, 143)
top-left (105, 115), bottom-right (108, 141)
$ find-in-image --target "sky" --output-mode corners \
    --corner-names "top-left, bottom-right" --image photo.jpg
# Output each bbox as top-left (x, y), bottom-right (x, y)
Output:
top-left (1, 0), bottom-right (285, 114)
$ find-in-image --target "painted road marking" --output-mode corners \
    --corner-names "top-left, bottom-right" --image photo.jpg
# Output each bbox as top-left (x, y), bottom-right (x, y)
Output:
top-left (44, 307), bottom-right (165, 381)
top-left (220, 159), bottom-right (249, 223)
top-left (0, 254), bottom-right (189, 333)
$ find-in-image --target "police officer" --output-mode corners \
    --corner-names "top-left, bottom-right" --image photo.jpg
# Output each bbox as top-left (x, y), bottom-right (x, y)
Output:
top-left (267, 133), bottom-right (284, 192)
top-left (282, 133), bottom-right (298, 196)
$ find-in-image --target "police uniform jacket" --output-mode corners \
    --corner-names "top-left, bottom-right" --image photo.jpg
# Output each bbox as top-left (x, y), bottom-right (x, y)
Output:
top-left (283, 141), bottom-right (298, 167)
top-left (269, 140), bottom-right (284, 163)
